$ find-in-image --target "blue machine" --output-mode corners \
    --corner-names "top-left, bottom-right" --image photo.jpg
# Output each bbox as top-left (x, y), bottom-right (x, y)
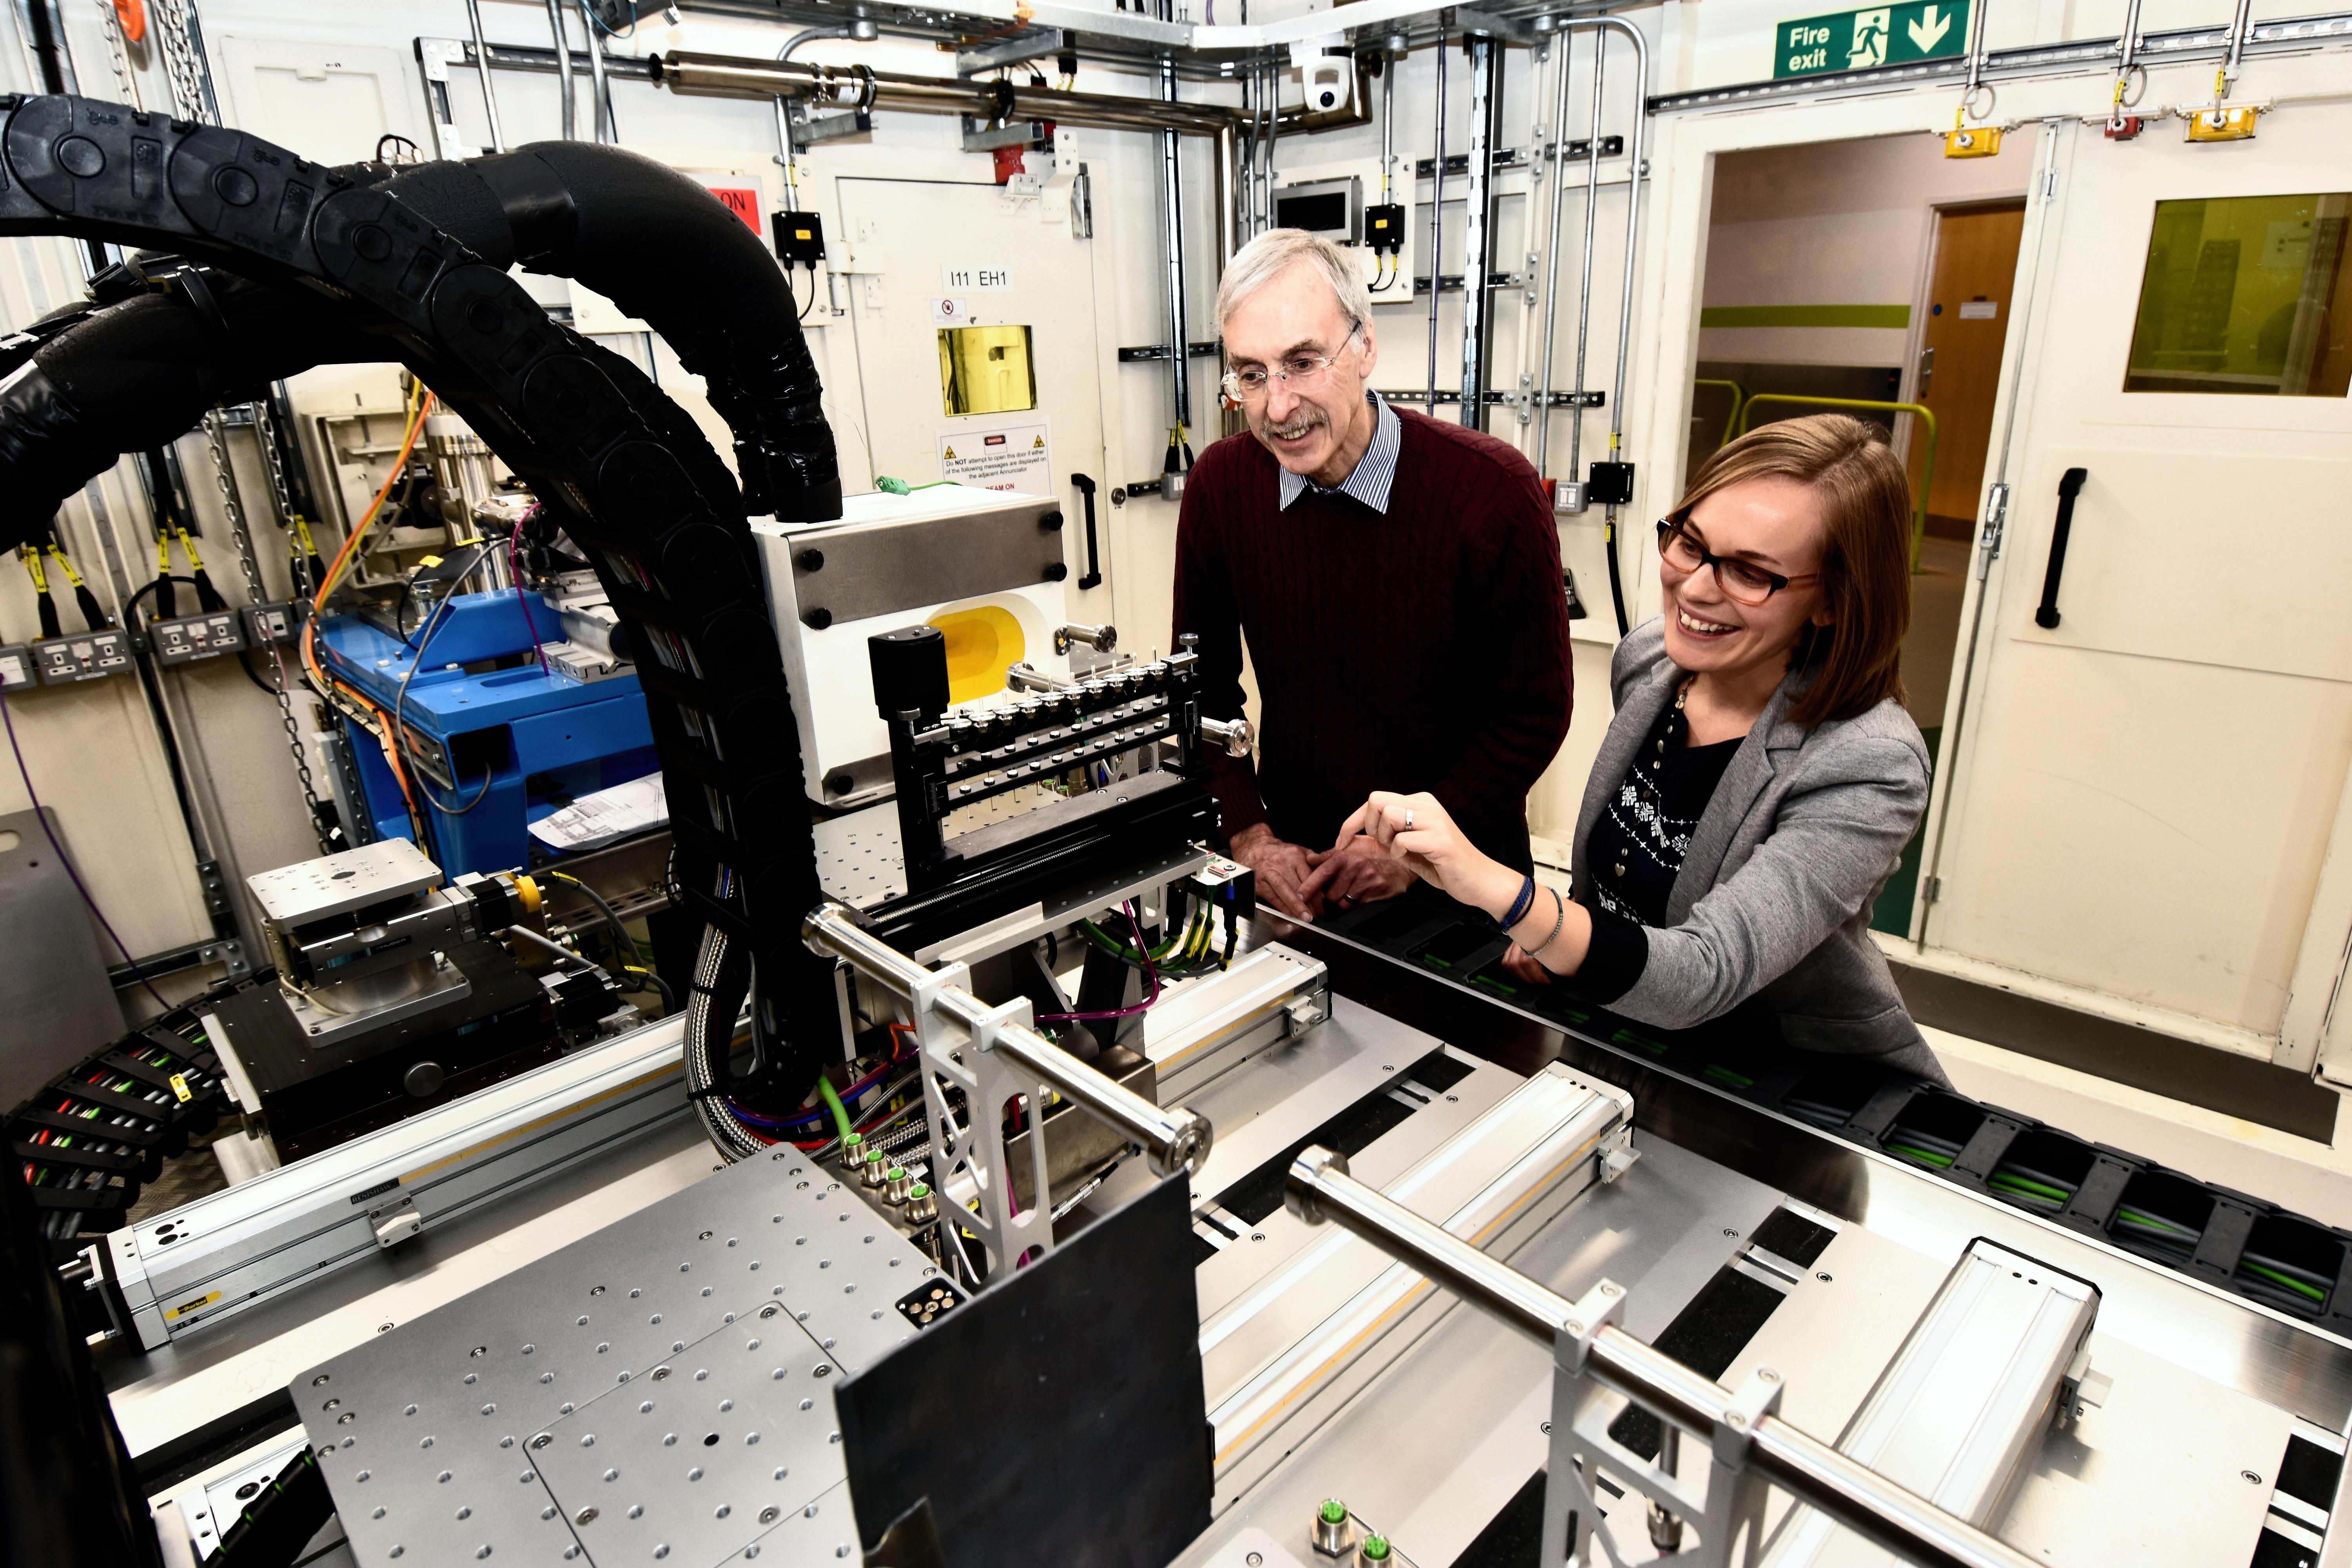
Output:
top-left (318, 590), bottom-right (657, 877)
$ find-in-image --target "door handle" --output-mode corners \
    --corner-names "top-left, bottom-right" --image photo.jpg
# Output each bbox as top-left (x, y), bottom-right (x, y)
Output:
top-left (2033, 467), bottom-right (2089, 629)
top-left (1916, 344), bottom-right (1935, 399)
top-left (1071, 473), bottom-right (1102, 591)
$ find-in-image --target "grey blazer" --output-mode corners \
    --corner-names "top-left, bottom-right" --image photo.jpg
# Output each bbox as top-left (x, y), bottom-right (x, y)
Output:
top-left (1570, 619), bottom-right (1931, 1056)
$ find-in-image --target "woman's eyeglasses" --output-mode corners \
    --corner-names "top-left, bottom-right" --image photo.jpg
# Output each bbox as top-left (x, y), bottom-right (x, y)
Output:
top-left (1655, 515), bottom-right (1818, 606)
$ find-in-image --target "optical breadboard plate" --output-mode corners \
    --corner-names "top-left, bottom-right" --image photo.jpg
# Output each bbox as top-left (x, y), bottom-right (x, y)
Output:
top-left (249, 838), bottom-right (445, 926)
top-left (294, 1147), bottom-right (957, 1565)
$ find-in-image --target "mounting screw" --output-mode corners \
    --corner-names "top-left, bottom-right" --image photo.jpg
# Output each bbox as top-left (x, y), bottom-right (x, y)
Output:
top-left (795, 548), bottom-right (824, 572)
top-left (801, 608), bottom-right (833, 630)
top-left (1039, 510), bottom-right (1064, 531)
top-left (1816, 1272), bottom-right (1833, 1282)
top-left (2243, 1470), bottom-right (2264, 1485)
top-left (577, 1507), bottom-right (598, 1525)
top-left (1723, 1228), bottom-right (1739, 1237)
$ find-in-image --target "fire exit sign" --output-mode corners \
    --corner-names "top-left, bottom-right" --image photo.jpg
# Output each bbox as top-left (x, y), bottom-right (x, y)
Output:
top-left (1775, 0), bottom-right (1969, 76)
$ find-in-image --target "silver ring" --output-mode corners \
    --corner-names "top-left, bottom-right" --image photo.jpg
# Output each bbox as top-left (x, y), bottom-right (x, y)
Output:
top-left (1402, 809), bottom-right (1414, 831)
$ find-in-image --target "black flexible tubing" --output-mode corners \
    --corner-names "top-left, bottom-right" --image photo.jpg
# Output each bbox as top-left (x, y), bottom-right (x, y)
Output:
top-left (1604, 512), bottom-right (1630, 635)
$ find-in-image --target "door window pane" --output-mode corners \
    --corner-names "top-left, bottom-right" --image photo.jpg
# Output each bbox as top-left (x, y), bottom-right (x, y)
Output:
top-left (2124, 193), bottom-right (2352, 396)
top-left (937, 325), bottom-right (1038, 416)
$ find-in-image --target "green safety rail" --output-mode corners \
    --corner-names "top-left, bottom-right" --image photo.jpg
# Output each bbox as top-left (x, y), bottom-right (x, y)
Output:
top-left (1735, 393), bottom-right (1938, 571)
top-left (1691, 378), bottom-right (1747, 453)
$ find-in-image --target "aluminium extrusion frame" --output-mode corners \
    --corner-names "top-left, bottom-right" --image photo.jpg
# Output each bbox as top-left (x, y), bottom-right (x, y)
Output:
top-left (101, 1015), bottom-right (694, 1349)
top-left (1283, 1146), bottom-right (2050, 1568)
top-left (803, 901), bottom-right (1211, 1277)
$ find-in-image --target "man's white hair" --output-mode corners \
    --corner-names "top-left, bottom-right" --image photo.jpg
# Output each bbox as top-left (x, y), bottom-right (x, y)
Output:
top-left (1214, 228), bottom-right (1371, 338)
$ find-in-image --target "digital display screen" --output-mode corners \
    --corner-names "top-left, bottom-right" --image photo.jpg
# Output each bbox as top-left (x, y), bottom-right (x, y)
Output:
top-left (1275, 190), bottom-right (1350, 235)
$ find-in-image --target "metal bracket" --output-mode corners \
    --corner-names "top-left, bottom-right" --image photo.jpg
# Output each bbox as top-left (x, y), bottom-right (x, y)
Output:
top-left (955, 25), bottom-right (1072, 78)
top-left (962, 116), bottom-right (1051, 151)
top-left (368, 1193), bottom-right (421, 1250)
top-left (1541, 1281), bottom-right (1782, 1568)
top-left (1117, 340), bottom-right (1222, 363)
top-left (911, 989), bottom-right (1058, 1276)
top-left (797, 107), bottom-right (873, 144)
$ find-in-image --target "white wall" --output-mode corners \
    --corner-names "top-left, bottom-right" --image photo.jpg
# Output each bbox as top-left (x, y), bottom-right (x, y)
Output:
top-left (1, 0), bottom-right (2326, 1027)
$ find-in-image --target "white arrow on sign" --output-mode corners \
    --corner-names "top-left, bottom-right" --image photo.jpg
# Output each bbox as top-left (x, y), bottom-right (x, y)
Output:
top-left (1908, 4), bottom-right (1953, 51)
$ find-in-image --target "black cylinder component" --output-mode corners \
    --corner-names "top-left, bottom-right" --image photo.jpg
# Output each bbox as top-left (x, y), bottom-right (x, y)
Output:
top-left (870, 624), bottom-right (950, 720)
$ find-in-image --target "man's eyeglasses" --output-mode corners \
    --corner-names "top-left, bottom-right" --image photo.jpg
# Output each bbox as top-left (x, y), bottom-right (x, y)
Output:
top-left (1655, 515), bottom-right (1818, 606)
top-left (1220, 330), bottom-right (1361, 403)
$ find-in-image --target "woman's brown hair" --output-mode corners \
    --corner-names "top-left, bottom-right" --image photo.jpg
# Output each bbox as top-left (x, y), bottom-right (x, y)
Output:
top-left (1671, 412), bottom-right (1912, 728)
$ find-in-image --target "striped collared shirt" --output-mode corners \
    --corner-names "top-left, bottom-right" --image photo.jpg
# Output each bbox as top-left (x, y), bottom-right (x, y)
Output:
top-left (1276, 392), bottom-right (1401, 515)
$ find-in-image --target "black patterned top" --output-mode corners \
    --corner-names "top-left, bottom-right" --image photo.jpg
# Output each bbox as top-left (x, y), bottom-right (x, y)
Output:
top-left (1566, 681), bottom-right (1742, 1002)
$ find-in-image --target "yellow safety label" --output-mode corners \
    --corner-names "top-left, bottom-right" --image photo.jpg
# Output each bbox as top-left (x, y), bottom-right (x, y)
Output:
top-left (165, 1290), bottom-right (222, 1321)
top-left (169, 1073), bottom-right (191, 1103)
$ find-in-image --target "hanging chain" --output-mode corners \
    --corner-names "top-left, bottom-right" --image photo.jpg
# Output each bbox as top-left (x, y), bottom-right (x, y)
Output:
top-left (96, 0), bottom-right (142, 109)
top-left (152, 0), bottom-right (213, 124)
top-left (207, 407), bottom-right (334, 852)
top-left (249, 399), bottom-right (313, 599)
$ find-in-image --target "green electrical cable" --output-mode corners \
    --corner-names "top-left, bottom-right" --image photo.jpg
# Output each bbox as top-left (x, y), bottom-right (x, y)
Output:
top-left (1886, 1142), bottom-right (1955, 1168)
top-left (875, 476), bottom-right (958, 495)
top-left (815, 1075), bottom-right (855, 1143)
top-left (2240, 1259), bottom-right (2328, 1303)
top-left (2115, 1207), bottom-right (2197, 1236)
top-left (1989, 1171), bottom-right (2072, 1203)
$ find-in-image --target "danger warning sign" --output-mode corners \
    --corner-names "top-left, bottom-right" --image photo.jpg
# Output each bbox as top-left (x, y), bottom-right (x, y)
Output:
top-left (704, 184), bottom-right (764, 239)
top-left (937, 419), bottom-right (1052, 494)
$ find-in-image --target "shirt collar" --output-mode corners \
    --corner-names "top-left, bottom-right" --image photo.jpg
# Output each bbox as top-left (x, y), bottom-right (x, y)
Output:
top-left (1275, 391), bottom-right (1400, 515)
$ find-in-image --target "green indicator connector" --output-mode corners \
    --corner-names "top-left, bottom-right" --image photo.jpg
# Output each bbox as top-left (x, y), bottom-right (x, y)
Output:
top-left (1360, 1536), bottom-right (1392, 1562)
top-left (1319, 1499), bottom-right (1348, 1525)
top-left (909, 1182), bottom-right (929, 1199)
top-left (842, 1132), bottom-right (864, 1154)
top-left (886, 1166), bottom-right (907, 1182)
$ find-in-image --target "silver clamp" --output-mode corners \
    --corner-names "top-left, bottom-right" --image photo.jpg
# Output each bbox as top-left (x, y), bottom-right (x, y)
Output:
top-left (1198, 715), bottom-right (1253, 758)
top-left (1557, 1277), bottom-right (1626, 1376)
top-left (1713, 1366), bottom-right (1785, 1472)
top-left (1053, 622), bottom-right (1117, 657)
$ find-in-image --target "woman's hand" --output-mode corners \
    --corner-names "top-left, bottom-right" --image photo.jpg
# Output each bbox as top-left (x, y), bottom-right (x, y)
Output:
top-left (1328, 792), bottom-right (1525, 920)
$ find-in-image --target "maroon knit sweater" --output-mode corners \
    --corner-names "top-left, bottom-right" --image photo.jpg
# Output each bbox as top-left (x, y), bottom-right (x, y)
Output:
top-left (1171, 405), bottom-right (1574, 869)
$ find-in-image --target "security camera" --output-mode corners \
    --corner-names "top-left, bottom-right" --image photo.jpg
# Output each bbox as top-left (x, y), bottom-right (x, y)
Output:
top-left (1305, 60), bottom-right (1350, 114)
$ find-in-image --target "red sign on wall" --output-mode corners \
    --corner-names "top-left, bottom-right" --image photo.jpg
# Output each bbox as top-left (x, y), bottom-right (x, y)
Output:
top-left (704, 185), bottom-right (764, 238)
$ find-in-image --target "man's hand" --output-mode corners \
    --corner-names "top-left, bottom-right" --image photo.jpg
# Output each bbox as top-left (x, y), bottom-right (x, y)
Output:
top-left (1228, 822), bottom-right (1323, 920)
top-left (1300, 834), bottom-right (1416, 910)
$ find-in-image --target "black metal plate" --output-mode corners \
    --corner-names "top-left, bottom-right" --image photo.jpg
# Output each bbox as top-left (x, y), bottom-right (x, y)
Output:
top-left (835, 1174), bottom-right (1211, 1566)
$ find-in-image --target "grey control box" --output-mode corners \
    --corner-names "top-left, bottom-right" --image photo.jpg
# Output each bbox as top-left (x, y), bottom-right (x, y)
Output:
top-left (33, 630), bottom-right (133, 683)
top-left (0, 644), bottom-right (34, 689)
top-left (151, 610), bottom-right (247, 665)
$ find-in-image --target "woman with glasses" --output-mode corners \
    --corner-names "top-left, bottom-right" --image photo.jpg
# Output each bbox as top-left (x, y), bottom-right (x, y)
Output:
top-left (1331, 413), bottom-right (1945, 1082)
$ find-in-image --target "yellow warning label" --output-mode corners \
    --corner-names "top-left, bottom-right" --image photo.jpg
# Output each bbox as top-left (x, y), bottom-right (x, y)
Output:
top-left (169, 1073), bottom-right (191, 1103)
top-left (165, 1290), bottom-right (222, 1321)
top-left (942, 446), bottom-right (958, 461)
top-left (1032, 435), bottom-right (1045, 448)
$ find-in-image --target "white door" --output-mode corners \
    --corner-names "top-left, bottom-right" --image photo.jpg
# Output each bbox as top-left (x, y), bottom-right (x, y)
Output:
top-left (831, 177), bottom-right (1109, 614)
top-left (1916, 108), bottom-right (2352, 1067)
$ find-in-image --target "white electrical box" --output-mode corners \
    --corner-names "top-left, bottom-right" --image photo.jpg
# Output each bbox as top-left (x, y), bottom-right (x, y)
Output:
top-left (753, 485), bottom-right (1079, 808)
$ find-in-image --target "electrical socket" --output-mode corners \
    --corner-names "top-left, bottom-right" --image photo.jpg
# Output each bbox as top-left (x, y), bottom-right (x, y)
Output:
top-left (32, 630), bottom-right (133, 683)
top-left (0, 645), bottom-right (35, 689)
top-left (245, 601), bottom-right (298, 644)
top-left (151, 610), bottom-right (248, 666)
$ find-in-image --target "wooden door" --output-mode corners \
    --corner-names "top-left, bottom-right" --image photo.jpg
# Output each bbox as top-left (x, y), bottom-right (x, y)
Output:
top-left (1911, 201), bottom-right (2025, 526)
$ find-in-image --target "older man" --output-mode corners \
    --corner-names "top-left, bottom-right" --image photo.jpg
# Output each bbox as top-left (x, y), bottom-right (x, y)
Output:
top-left (1172, 229), bottom-right (1573, 918)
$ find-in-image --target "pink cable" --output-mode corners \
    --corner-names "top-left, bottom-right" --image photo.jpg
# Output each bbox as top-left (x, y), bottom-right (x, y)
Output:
top-left (1037, 902), bottom-right (1161, 1023)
